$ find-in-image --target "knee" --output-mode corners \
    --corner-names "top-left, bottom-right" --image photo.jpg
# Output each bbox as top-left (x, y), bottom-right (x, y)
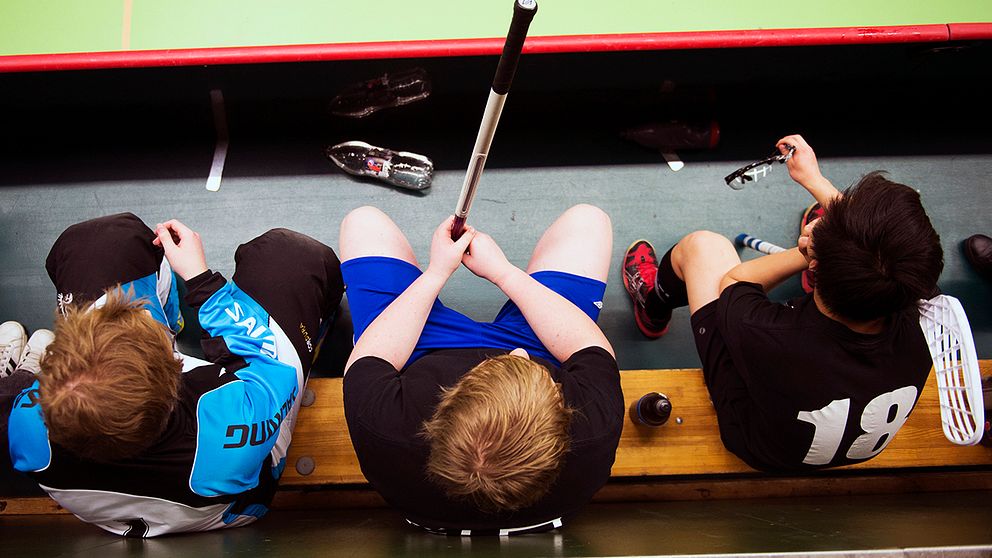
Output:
top-left (242, 228), bottom-right (336, 262)
top-left (562, 204), bottom-right (611, 231)
top-left (341, 206), bottom-right (389, 235)
top-left (256, 228), bottom-right (315, 248)
top-left (62, 212), bottom-right (148, 239)
top-left (678, 230), bottom-right (733, 259)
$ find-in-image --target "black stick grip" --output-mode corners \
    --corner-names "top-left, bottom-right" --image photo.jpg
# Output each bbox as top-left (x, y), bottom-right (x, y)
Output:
top-left (492, 0), bottom-right (538, 95)
top-left (451, 215), bottom-right (467, 241)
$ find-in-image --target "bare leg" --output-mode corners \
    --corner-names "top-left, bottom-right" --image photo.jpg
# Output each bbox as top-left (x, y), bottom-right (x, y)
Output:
top-left (670, 230), bottom-right (741, 314)
top-left (526, 204), bottom-right (612, 283)
top-left (339, 206), bottom-right (418, 266)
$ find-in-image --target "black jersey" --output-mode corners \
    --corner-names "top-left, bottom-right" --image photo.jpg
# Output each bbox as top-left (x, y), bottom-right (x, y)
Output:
top-left (343, 346), bottom-right (623, 535)
top-left (699, 281), bottom-right (931, 471)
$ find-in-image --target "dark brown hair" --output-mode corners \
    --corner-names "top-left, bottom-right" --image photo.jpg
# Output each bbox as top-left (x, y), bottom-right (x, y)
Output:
top-left (813, 172), bottom-right (943, 321)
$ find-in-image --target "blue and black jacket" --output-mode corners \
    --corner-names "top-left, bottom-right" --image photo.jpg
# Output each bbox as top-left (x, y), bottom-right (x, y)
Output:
top-left (8, 214), bottom-right (307, 537)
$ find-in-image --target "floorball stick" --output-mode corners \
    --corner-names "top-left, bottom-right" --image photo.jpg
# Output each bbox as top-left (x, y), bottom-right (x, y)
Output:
top-left (735, 233), bottom-right (786, 254)
top-left (919, 294), bottom-right (985, 446)
top-left (451, 0), bottom-right (538, 240)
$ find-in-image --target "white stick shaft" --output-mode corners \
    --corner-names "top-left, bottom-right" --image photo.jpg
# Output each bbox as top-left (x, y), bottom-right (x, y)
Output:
top-left (456, 90), bottom-right (507, 218)
top-left (736, 233), bottom-right (786, 255)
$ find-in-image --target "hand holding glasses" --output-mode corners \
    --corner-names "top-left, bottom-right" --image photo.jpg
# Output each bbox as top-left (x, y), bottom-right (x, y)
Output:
top-left (725, 143), bottom-right (796, 190)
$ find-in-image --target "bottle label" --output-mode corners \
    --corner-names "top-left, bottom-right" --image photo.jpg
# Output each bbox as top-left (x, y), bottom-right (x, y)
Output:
top-left (364, 157), bottom-right (391, 178)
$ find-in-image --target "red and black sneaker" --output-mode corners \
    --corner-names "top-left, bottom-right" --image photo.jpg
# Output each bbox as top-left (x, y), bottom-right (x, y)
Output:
top-left (622, 240), bottom-right (671, 338)
top-left (800, 202), bottom-right (824, 294)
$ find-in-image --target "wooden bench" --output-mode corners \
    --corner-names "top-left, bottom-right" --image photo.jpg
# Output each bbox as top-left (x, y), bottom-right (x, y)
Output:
top-left (5, 362), bottom-right (990, 515)
top-left (284, 362), bottom-right (992, 484)
top-left (265, 360), bottom-right (992, 510)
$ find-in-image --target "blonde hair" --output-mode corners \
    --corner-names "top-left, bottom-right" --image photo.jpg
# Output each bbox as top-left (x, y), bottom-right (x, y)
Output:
top-left (422, 355), bottom-right (573, 513)
top-left (39, 288), bottom-right (182, 462)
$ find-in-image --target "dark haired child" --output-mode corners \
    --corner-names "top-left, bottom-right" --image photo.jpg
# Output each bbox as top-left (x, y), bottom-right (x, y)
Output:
top-left (623, 134), bottom-right (943, 471)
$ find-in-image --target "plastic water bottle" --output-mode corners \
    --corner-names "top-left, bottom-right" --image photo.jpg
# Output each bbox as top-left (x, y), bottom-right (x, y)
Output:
top-left (629, 392), bottom-right (673, 426)
top-left (329, 67), bottom-right (431, 118)
top-left (325, 141), bottom-right (434, 191)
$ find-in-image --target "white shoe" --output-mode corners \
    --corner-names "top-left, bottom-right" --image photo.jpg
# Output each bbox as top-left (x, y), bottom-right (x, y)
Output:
top-left (20, 329), bottom-right (55, 375)
top-left (0, 321), bottom-right (28, 378)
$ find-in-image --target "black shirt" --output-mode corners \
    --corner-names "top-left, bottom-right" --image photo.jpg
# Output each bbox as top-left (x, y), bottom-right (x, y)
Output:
top-left (716, 282), bottom-right (932, 471)
top-left (343, 346), bottom-right (623, 534)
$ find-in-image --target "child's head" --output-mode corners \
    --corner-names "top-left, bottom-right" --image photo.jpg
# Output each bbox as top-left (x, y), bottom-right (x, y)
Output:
top-left (813, 172), bottom-right (943, 322)
top-left (422, 354), bottom-right (573, 513)
top-left (39, 289), bottom-right (182, 462)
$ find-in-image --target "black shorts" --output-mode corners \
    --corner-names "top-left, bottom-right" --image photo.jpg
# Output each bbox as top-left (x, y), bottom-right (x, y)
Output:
top-left (232, 228), bottom-right (343, 368)
top-left (690, 300), bottom-right (764, 470)
top-left (50, 215), bottom-right (344, 374)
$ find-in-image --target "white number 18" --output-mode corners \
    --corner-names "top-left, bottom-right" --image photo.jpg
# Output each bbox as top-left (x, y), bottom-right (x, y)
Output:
top-left (796, 386), bottom-right (918, 466)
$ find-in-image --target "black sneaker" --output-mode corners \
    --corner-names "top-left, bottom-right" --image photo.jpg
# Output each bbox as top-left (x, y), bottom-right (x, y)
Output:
top-left (964, 234), bottom-right (992, 282)
top-left (329, 67), bottom-right (431, 118)
top-left (622, 240), bottom-right (671, 338)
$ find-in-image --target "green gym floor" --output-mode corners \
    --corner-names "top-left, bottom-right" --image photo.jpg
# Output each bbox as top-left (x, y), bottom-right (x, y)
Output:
top-left (3, 0), bottom-right (990, 57)
top-left (1, 43), bottom-right (991, 555)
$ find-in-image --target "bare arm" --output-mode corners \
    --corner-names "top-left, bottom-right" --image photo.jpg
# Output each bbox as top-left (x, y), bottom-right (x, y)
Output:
top-left (720, 247), bottom-right (809, 293)
top-left (719, 135), bottom-right (838, 294)
top-left (719, 198), bottom-right (821, 293)
top-left (463, 232), bottom-right (614, 360)
top-left (497, 267), bottom-right (614, 359)
top-left (777, 134), bottom-right (842, 207)
top-left (344, 218), bottom-right (475, 373)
